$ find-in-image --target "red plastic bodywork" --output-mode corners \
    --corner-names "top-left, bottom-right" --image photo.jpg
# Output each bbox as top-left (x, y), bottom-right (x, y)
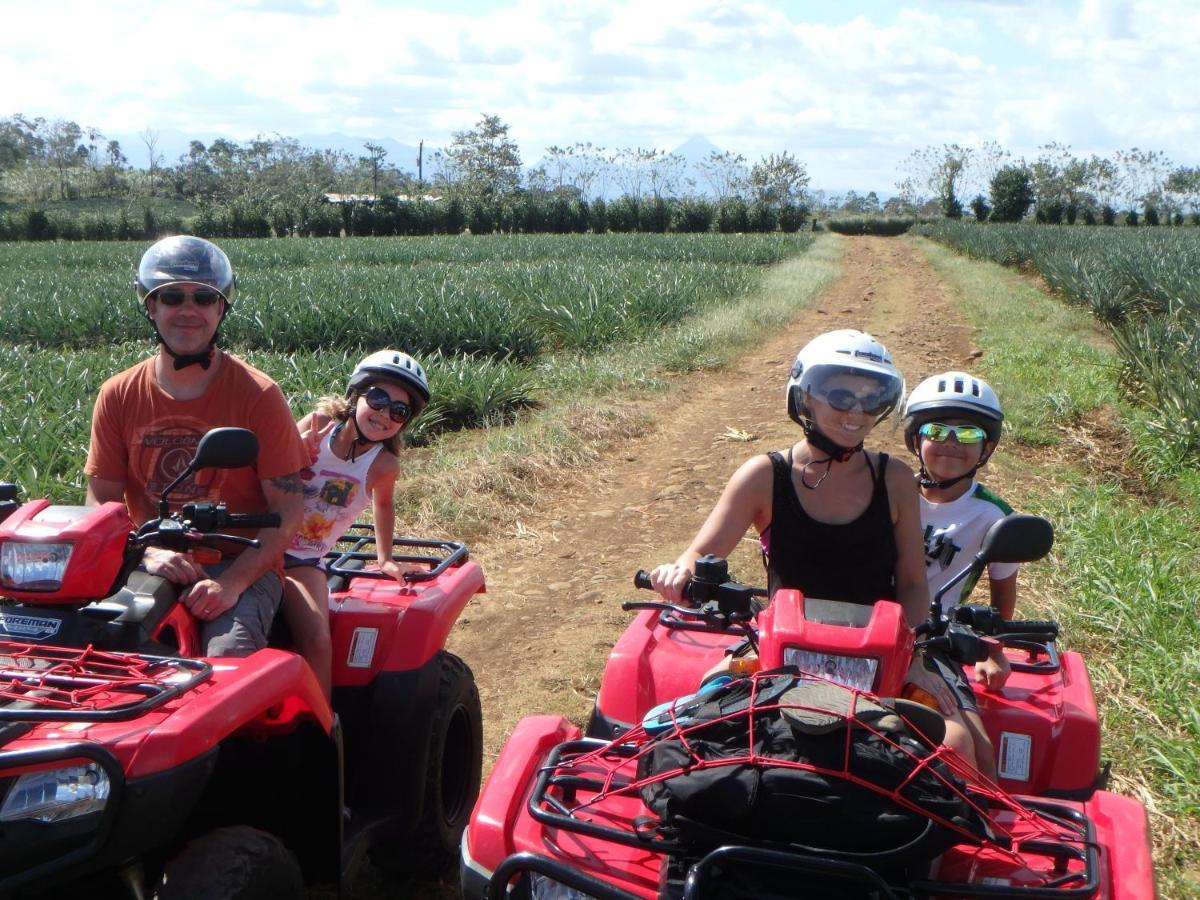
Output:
top-left (326, 559), bottom-right (486, 686)
top-left (2, 648), bottom-right (330, 780)
top-left (593, 590), bottom-right (1100, 797)
top-left (0, 501), bottom-right (131, 603)
top-left (464, 715), bottom-right (1155, 900)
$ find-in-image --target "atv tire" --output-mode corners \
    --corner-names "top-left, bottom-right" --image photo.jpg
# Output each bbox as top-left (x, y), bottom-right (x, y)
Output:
top-left (154, 825), bottom-right (304, 900)
top-left (373, 651), bottom-right (483, 874)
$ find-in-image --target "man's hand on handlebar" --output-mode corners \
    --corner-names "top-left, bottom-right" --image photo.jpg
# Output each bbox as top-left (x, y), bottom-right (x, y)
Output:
top-left (143, 547), bottom-right (205, 585)
top-left (648, 563), bottom-right (692, 604)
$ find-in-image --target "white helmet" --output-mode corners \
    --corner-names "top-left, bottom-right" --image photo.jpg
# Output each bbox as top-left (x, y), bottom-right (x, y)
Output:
top-left (786, 329), bottom-right (904, 427)
top-left (348, 350), bottom-right (430, 417)
top-left (902, 371), bottom-right (1002, 452)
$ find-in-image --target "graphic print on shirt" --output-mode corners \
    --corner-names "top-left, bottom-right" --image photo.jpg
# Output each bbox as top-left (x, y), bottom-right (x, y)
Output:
top-left (923, 523), bottom-right (961, 572)
top-left (138, 427), bottom-right (217, 501)
top-left (293, 472), bottom-right (362, 554)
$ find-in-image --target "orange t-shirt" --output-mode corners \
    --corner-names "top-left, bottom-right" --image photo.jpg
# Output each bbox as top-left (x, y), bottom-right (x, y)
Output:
top-left (85, 354), bottom-right (308, 537)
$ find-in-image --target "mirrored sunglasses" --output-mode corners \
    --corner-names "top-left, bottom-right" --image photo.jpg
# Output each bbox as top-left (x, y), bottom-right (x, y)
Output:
top-left (919, 422), bottom-right (988, 444)
top-left (820, 387), bottom-right (893, 416)
top-left (155, 287), bottom-right (223, 307)
top-left (363, 386), bottom-right (412, 424)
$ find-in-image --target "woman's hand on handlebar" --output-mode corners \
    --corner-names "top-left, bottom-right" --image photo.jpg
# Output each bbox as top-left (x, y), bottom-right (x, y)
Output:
top-left (143, 547), bottom-right (204, 585)
top-left (648, 563), bottom-right (691, 604)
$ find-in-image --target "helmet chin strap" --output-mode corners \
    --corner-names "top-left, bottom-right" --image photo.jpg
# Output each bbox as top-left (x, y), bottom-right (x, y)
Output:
top-left (799, 419), bottom-right (863, 490)
top-left (334, 400), bottom-right (386, 463)
top-left (146, 304), bottom-right (224, 371)
top-left (916, 445), bottom-right (994, 490)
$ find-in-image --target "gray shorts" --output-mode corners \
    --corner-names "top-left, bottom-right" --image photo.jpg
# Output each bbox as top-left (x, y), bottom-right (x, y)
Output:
top-left (198, 560), bottom-right (283, 658)
top-left (923, 649), bottom-right (979, 714)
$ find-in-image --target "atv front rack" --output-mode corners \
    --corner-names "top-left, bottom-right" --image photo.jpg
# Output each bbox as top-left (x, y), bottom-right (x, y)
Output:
top-left (324, 523), bottom-right (468, 584)
top-left (514, 679), bottom-right (1103, 900)
top-left (0, 641), bottom-right (210, 722)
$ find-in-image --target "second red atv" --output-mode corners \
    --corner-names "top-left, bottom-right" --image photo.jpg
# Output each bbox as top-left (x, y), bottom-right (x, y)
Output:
top-left (0, 427), bottom-right (484, 897)
top-left (461, 515), bottom-right (1155, 899)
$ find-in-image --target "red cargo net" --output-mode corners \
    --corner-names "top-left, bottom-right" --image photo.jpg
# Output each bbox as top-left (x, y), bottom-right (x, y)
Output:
top-left (0, 641), bottom-right (209, 721)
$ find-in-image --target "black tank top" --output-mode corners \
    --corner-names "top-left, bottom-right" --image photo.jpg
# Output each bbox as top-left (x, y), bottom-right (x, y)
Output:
top-left (761, 449), bottom-right (897, 605)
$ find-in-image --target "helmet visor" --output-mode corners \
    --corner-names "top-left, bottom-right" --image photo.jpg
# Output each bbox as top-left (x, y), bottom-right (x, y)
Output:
top-left (799, 364), bottom-right (903, 419)
top-left (136, 237), bottom-right (235, 302)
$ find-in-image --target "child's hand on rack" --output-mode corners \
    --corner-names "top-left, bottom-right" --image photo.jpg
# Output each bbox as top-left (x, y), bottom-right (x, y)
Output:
top-left (379, 559), bottom-right (430, 582)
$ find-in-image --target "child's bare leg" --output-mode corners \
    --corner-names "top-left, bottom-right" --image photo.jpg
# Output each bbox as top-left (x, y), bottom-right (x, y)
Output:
top-left (962, 709), bottom-right (997, 782)
top-left (941, 708), bottom-right (979, 772)
top-left (282, 567), bottom-right (333, 701)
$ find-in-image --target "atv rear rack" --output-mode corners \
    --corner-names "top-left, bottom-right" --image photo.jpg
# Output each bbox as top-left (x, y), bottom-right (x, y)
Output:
top-left (0, 641), bottom-right (210, 722)
top-left (324, 523), bottom-right (468, 583)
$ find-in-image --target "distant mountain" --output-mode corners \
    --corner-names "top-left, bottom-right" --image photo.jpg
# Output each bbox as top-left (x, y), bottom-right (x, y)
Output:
top-left (671, 135), bottom-right (728, 165)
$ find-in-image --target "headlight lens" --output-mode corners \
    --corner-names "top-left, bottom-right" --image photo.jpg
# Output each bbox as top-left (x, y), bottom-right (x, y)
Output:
top-left (784, 648), bottom-right (878, 692)
top-left (0, 541), bottom-right (73, 591)
top-left (529, 873), bottom-right (598, 900)
top-left (0, 764), bottom-right (110, 823)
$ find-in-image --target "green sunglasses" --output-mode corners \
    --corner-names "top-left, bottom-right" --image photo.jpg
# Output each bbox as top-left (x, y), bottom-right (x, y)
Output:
top-left (919, 422), bottom-right (988, 444)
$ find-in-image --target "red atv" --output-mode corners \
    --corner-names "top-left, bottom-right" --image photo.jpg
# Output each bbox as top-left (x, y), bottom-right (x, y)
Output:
top-left (461, 515), bottom-right (1155, 898)
top-left (0, 427), bottom-right (484, 897)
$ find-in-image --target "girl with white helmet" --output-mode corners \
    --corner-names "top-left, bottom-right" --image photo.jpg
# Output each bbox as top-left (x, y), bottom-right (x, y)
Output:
top-left (902, 370), bottom-right (1018, 781)
top-left (281, 350), bottom-right (431, 699)
top-left (648, 329), bottom-right (969, 751)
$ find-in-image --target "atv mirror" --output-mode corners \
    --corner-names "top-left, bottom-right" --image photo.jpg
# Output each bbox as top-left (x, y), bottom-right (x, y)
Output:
top-left (191, 427), bottom-right (260, 471)
top-left (158, 428), bottom-right (260, 519)
top-left (931, 515), bottom-right (1054, 619)
top-left (978, 515), bottom-right (1054, 565)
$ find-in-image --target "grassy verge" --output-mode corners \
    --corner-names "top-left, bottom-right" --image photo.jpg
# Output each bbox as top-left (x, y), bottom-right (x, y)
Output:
top-left (391, 235), bottom-right (843, 538)
top-left (914, 236), bottom-right (1200, 895)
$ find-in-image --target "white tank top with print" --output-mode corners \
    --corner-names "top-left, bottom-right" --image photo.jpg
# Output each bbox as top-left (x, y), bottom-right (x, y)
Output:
top-left (286, 426), bottom-right (382, 560)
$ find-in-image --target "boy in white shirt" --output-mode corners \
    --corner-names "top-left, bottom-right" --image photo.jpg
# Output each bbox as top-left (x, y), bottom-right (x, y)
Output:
top-left (902, 371), bottom-right (1017, 782)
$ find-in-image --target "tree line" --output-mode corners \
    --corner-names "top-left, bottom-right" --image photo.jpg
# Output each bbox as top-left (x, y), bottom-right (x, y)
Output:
top-left (0, 113), bottom-right (812, 241)
top-left (896, 141), bottom-right (1200, 225)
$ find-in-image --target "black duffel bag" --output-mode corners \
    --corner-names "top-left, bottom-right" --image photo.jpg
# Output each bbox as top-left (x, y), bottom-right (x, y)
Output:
top-left (636, 671), bottom-right (993, 865)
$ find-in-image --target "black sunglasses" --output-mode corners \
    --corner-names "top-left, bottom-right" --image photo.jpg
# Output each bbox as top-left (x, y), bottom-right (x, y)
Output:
top-left (362, 386), bottom-right (412, 423)
top-left (155, 287), bottom-right (223, 307)
top-left (820, 387), bottom-right (893, 416)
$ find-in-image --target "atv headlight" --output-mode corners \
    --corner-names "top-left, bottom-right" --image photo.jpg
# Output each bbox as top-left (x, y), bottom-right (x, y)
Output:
top-left (0, 541), bottom-right (74, 591)
top-left (0, 763), bottom-right (110, 823)
top-left (784, 648), bottom-right (878, 692)
top-left (528, 873), bottom-right (598, 900)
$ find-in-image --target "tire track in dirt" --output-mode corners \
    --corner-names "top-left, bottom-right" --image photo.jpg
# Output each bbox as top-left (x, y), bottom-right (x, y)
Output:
top-left (449, 236), bottom-right (983, 766)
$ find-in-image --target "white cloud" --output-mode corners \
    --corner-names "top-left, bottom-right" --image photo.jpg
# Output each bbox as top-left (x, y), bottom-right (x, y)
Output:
top-left (1, 0), bottom-right (1197, 191)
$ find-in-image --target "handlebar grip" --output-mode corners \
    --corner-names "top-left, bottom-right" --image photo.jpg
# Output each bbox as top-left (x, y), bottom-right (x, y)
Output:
top-left (224, 513), bottom-right (282, 529)
top-left (634, 570), bottom-right (653, 590)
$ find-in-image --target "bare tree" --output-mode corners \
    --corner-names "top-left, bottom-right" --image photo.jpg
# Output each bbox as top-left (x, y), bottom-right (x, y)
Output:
top-left (697, 150), bottom-right (748, 201)
top-left (140, 127), bottom-right (164, 196)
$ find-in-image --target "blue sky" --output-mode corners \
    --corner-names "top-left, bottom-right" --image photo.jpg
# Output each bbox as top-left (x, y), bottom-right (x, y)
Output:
top-left (2, 0), bottom-right (1196, 194)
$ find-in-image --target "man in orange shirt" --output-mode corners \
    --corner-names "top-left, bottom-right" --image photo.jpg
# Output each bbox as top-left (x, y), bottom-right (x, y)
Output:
top-left (85, 236), bottom-right (308, 657)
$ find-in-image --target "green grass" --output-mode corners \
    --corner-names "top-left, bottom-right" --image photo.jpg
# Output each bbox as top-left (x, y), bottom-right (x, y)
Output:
top-left (392, 235), bottom-right (844, 537)
top-left (916, 236), bottom-right (1200, 896)
top-left (0, 234), bottom-right (817, 503)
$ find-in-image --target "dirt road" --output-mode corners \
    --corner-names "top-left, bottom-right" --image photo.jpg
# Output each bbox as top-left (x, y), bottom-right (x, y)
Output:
top-left (451, 235), bottom-right (984, 764)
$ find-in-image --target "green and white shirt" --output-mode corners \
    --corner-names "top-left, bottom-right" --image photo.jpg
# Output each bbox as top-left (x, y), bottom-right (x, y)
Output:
top-left (920, 481), bottom-right (1018, 613)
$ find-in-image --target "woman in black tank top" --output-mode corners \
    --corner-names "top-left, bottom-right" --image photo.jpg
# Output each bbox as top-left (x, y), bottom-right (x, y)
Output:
top-left (646, 330), bottom-right (959, 709)
top-left (648, 329), bottom-right (927, 618)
